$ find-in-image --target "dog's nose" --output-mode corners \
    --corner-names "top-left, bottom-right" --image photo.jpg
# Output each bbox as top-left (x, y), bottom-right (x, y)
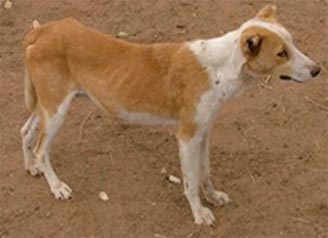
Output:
top-left (311, 65), bottom-right (321, 78)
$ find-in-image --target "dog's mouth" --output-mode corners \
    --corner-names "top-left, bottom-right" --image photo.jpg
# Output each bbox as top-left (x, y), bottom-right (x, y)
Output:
top-left (279, 75), bottom-right (303, 83)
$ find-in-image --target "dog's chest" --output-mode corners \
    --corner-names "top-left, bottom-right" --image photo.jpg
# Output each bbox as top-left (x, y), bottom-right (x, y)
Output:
top-left (195, 72), bottom-right (246, 126)
top-left (214, 73), bottom-right (245, 101)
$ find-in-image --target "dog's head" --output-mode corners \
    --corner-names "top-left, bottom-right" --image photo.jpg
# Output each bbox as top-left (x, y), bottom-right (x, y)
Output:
top-left (240, 5), bottom-right (320, 83)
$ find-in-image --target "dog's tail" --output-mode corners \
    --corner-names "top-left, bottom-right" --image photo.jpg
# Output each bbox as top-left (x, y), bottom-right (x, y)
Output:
top-left (23, 20), bottom-right (41, 112)
top-left (24, 68), bottom-right (37, 113)
top-left (32, 20), bottom-right (41, 29)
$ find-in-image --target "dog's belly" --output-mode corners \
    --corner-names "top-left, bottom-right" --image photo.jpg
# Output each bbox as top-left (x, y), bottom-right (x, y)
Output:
top-left (118, 110), bottom-right (177, 125)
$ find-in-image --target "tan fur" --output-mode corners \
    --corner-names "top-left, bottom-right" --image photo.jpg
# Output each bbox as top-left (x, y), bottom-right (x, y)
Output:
top-left (241, 26), bottom-right (289, 74)
top-left (23, 18), bottom-right (209, 141)
top-left (24, 69), bottom-right (37, 112)
top-left (256, 4), bottom-right (277, 22)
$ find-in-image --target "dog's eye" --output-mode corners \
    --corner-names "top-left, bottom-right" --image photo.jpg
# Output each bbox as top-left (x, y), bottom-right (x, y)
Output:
top-left (277, 50), bottom-right (288, 58)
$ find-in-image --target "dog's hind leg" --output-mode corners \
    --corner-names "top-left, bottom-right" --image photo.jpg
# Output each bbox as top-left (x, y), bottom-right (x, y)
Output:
top-left (21, 112), bottom-right (40, 176)
top-left (33, 92), bottom-right (76, 200)
top-left (200, 132), bottom-right (230, 206)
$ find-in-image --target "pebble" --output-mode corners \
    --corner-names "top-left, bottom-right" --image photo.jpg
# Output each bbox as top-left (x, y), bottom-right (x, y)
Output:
top-left (160, 167), bottom-right (167, 174)
top-left (99, 191), bottom-right (109, 201)
top-left (4, 0), bottom-right (12, 9)
top-left (154, 234), bottom-right (166, 238)
top-left (117, 31), bottom-right (129, 38)
top-left (168, 175), bottom-right (181, 184)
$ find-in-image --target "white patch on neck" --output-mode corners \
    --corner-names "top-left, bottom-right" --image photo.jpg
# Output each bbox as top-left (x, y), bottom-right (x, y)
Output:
top-left (187, 29), bottom-right (250, 128)
top-left (188, 28), bottom-right (248, 100)
top-left (188, 30), bottom-right (246, 71)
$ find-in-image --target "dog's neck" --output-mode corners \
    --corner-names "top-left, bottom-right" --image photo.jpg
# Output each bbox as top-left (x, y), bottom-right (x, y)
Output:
top-left (188, 29), bottom-right (251, 101)
top-left (188, 29), bottom-right (247, 83)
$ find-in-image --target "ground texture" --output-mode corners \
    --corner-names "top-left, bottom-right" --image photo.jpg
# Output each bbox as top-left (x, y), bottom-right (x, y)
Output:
top-left (0, 0), bottom-right (328, 237)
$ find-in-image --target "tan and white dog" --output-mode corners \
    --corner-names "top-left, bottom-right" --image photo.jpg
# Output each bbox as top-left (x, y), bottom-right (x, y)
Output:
top-left (21, 5), bottom-right (320, 225)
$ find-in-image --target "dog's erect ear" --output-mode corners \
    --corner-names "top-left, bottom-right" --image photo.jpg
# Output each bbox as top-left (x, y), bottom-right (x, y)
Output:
top-left (256, 4), bottom-right (277, 20)
top-left (241, 33), bottom-right (263, 58)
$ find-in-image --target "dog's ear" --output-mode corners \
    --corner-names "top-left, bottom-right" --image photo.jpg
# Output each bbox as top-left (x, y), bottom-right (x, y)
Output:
top-left (256, 4), bottom-right (277, 21)
top-left (241, 32), bottom-right (263, 58)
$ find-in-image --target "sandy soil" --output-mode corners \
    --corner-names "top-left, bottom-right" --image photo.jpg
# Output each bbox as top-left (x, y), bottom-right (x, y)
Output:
top-left (0, 0), bottom-right (328, 237)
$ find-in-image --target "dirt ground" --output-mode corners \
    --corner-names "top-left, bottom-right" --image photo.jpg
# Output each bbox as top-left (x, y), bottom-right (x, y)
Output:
top-left (0, 0), bottom-right (327, 237)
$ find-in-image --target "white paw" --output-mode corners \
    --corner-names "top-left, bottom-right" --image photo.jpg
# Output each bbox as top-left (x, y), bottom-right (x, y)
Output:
top-left (194, 206), bottom-right (216, 226)
top-left (51, 182), bottom-right (72, 200)
top-left (205, 190), bottom-right (231, 206)
top-left (25, 164), bottom-right (43, 176)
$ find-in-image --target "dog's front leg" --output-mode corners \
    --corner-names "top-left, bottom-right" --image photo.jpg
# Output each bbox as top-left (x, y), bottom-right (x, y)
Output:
top-left (178, 130), bottom-right (215, 226)
top-left (200, 132), bottom-right (231, 206)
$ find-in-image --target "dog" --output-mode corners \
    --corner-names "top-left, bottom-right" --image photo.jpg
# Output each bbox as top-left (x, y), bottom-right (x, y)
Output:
top-left (21, 5), bottom-right (320, 225)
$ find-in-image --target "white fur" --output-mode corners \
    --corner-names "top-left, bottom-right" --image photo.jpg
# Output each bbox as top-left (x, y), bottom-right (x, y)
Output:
top-left (181, 29), bottom-right (247, 225)
top-left (188, 28), bottom-right (248, 129)
top-left (182, 17), bottom-right (317, 225)
top-left (34, 91), bottom-right (77, 199)
top-left (178, 130), bottom-right (230, 225)
top-left (119, 110), bottom-right (177, 125)
top-left (200, 133), bottom-right (230, 206)
top-left (21, 113), bottom-right (40, 174)
top-left (289, 46), bottom-right (316, 82)
top-left (45, 91), bottom-right (77, 143)
top-left (241, 19), bottom-right (292, 41)
top-left (178, 133), bottom-right (215, 225)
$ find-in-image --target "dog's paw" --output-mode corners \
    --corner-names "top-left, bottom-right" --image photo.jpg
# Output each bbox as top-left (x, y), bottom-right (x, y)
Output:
top-left (51, 181), bottom-right (72, 200)
top-left (205, 190), bottom-right (231, 207)
top-left (194, 206), bottom-right (216, 226)
top-left (25, 164), bottom-right (43, 176)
